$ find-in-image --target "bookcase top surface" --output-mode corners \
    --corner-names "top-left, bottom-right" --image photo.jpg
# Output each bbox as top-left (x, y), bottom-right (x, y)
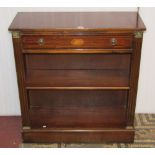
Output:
top-left (9, 12), bottom-right (146, 32)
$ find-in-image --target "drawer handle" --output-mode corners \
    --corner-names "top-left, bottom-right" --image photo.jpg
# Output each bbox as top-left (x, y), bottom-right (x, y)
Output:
top-left (71, 39), bottom-right (84, 46)
top-left (111, 38), bottom-right (117, 46)
top-left (37, 38), bottom-right (45, 46)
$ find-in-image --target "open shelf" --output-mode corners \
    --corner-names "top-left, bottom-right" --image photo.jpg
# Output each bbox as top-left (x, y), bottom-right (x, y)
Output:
top-left (26, 69), bottom-right (130, 88)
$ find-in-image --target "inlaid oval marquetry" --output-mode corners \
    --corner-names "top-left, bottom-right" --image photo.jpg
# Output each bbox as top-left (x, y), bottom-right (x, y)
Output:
top-left (71, 38), bottom-right (84, 46)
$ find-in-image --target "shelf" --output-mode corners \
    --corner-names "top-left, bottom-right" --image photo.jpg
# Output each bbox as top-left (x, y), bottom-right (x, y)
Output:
top-left (26, 69), bottom-right (130, 88)
top-left (23, 49), bottom-right (133, 54)
top-left (26, 86), bottom-right (130, 90)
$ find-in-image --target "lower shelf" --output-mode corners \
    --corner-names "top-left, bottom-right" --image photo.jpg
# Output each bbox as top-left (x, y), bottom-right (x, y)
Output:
top-left (22, 128), bottom-right (135, 143)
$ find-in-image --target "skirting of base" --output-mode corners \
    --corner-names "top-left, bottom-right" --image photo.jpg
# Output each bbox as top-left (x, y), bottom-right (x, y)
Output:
top-left (22, 128), bottom-right (135, 143)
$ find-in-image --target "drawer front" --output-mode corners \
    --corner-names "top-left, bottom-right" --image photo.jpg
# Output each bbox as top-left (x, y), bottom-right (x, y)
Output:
top-left (22, 35), bottom-right (133, 49)
top-left (29, 90), bottom-right (128, 128)
top-left (25, 54), bottom-right (131, 70)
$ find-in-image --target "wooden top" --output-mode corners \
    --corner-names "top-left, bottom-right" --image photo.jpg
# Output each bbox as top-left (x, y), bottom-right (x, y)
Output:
top-left (9, 12), bottom-right (146, 32)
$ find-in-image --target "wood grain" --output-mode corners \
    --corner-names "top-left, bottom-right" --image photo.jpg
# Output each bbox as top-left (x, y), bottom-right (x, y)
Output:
top-left (26, 69), bottom-right (130, 87)
top-left (127, 35), bottom-right (143, 126)
top-left (23, 49), bottom-right (133, 54)
top-left (9, 12), bottom-right (146, 143)
top-left (12, 37), bottom-right (30, 126)
top-left (25, 54), bottom-right (131, 70)
top-left (21, 35), bottom-right (133, 49)
top-left (23, 128), bottom-right (134, 143)
top-left (29, 90), bottom-right (127, 128)
top-left (9, 12), bottom-right (145, 31)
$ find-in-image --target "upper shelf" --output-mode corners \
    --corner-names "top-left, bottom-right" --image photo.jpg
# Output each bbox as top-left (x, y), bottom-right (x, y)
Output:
top-left (9, 12), bottom-right (146, 32)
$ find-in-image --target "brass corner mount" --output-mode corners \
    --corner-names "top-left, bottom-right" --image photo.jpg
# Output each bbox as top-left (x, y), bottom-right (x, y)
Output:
top-left (134, 31), bottom-right (143, 38)
top-left (12, 31), bottom-right (20, 38)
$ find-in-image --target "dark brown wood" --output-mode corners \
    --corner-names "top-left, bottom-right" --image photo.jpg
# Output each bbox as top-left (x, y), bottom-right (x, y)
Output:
top-left (9, 12), bottom-right (146, 143)
top-left (26, 69), bottom-right (130, 87)
top-left (23, 128), bottom-right (135, 143)
top-left (23, 49), bottom-right (133, 54)
top-left (127, 34), bottom-right (144, 126)
top-left (25, 54), bottom-right (131, 70)
top-left (25, 54), bottom-right (130, 87)
top-left (29, 90), bottom-right (127, 128)
top-left (26, 86), bottom-right (130, 90)
top-left (12, 36), bottom-right (30, 126)
top-left (9, 12), bottom-right (145, 32)
top-left (21, 35), bottom-right (133, 49)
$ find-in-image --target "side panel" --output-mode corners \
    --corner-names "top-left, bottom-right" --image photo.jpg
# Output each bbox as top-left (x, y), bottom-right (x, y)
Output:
top-left (12, 32), bottom-right (30, 126)
top-left (127, 32), bottom-right (143, 126)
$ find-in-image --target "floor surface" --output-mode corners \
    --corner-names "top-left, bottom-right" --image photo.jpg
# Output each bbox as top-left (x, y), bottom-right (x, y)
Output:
top-left (0, 114), bottom-right (155, 148)
top-left (0, 116), bottom-right (22, 148)
top-left (21, 114), bottom-right (155, 148)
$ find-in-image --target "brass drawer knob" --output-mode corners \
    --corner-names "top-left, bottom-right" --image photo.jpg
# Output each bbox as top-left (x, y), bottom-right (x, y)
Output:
top-left (71, 38), bottom-right (84, 46)
top-left (111, 38), bottom-right (117, 46)
top-left (37, 38), bottom-right (45, 46)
